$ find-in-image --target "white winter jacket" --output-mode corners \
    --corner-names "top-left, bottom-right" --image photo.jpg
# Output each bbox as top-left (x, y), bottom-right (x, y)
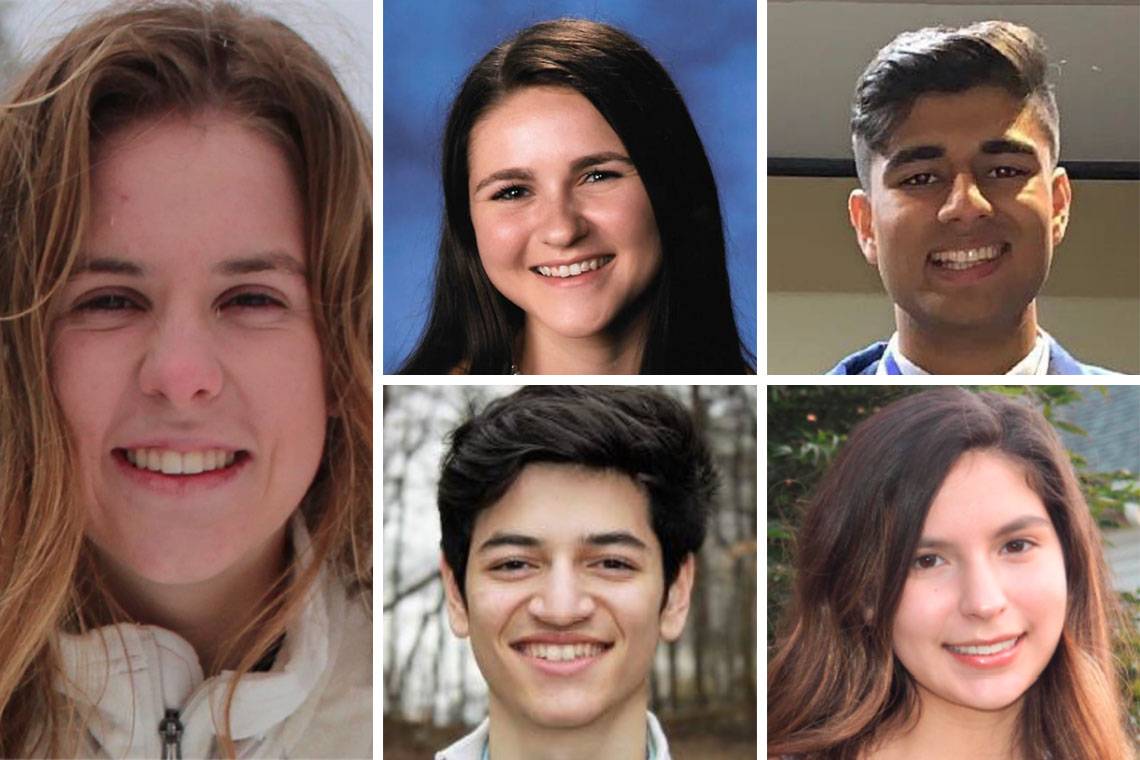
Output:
top-left (53, 515), bottom-right (371, 758)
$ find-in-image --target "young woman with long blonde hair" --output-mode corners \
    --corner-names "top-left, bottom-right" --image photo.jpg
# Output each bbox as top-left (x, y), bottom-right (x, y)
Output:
top-left (768, 388), bottom-right (1134, 760)
top-left (0, 2), bottom-right (372, 756)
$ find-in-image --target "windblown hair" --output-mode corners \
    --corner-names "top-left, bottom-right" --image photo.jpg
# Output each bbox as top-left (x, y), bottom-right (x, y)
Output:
top-left (851, 20), bottom-right (1060, 189)
top-left (767, 389), bottom-right (1133, 760)
top-left (437, 386), bottom-right (717, 601)
top-left (0, 1), bottom-right (371, 756)
top-left (400, 18), bottom-right (751, 374)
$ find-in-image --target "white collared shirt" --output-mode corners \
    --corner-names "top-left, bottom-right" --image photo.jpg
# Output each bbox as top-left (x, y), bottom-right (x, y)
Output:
top-left (435, 711), bottom-right (671, 760)
top-left (877, 329), bottom-right (1051, 375)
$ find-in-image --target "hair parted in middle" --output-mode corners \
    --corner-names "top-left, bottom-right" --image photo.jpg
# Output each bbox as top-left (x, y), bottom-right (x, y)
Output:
top-left (437, 386), bottom-right (718, 602)
top-left (400, 17), bottom-right (752, 374)
top-left (851, 20), bottom-right (1060, 190)
top-left (767, 388), bottom-right (1132, 760)
top-left (0, 2), bottom-right (371, 756)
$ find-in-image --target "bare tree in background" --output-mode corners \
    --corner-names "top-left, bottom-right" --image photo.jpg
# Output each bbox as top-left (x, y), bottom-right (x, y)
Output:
top-left (383, 386), bottom-right (757, 737)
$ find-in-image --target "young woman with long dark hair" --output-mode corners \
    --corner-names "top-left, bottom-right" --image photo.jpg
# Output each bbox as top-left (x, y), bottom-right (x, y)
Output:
top-left (400, 18), bottom-right (752, 374)
top-left (768, 388), bottom-right (1133, 760)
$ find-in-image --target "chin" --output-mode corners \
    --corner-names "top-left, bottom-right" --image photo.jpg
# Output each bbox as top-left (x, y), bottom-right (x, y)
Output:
top-left (93, 528), bottom-right (238, 585)
top-left (532, 313), bottom-right (615, 341)
top-left (947, 683), bottom-right (1029, 713)
top-left (523, 697), bottom-right (610, 730)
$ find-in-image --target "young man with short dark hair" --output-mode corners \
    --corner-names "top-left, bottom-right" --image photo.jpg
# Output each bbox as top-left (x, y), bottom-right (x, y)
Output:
top-left (830, 20), bottom-right (1116, 375)
top-left (434, 386), bottom-right (716, 760)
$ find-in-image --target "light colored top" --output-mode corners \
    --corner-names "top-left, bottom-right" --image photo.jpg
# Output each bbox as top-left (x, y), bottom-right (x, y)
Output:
top-left (436, 711), bottom-right (671, 760)
top-left (52, 514), bottom-right (371, 758)
top-left (877, 329), bottom-right (1051, 375)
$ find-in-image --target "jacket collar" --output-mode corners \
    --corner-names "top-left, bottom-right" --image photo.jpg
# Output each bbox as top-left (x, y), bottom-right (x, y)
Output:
top-left (828, 336), bottom-right (1115, 375)
top-left (435, 711), bottom-right (672, 760)
top-left (56, 513), bottom-right (333, 756)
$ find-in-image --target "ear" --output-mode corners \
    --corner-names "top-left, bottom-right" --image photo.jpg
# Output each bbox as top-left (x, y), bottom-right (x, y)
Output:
top-left (848, 189), bottom-right (878, 266)
top-left (659, 554), bottom-right (696, 642)
top-left (440, 554), bottom-right (470, 638)
top-left (1050, 167), bottom-right (1072, 248)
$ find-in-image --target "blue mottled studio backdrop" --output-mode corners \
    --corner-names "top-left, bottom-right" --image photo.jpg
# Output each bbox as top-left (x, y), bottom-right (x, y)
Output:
top-left (382, 0), bottom-right (757, 372)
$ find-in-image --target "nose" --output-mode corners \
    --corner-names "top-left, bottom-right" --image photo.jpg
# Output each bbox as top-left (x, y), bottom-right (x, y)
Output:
top-left (527, 563), bottom-right (595, 625)
top-left (958, 560), bottom-right (1008, 619)
top-left (937, 173), bottom-right (994, 226)
top-left (137, 311), bottom-right (224, 406)
top-left (538, 192), bottom-right (588, 248)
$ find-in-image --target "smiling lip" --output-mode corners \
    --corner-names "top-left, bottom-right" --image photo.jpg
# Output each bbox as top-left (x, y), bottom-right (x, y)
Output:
top-left (112, 443), bottom-right (250, 496)
top-left (927, 242), bottom-right (1009, 283)
top-left (943, 633), bottom-right (1024, 669)
top-left (530, 254), bottom-right (614, 284)
top-left (510, 636), bottom-right (613, 676)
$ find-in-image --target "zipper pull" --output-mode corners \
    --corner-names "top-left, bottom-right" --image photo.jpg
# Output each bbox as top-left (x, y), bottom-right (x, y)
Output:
top-left (159, 708), bottom-right (183, 760)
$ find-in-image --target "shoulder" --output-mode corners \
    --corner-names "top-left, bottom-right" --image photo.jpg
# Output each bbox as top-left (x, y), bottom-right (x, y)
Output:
top-left (435, 718), bottom-right (489, 760)
top-left (826, 341), bottom-right (888, 375)
top-left (1046, 336), bottom-right (1122, 375)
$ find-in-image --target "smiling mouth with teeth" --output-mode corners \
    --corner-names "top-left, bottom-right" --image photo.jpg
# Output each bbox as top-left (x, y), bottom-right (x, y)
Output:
top-left (945, 636), bottom-right (1021, 656)
top-left (118, 448), bottom-right (245, 476)
top-left (514, 642), bottom-right (611, 662)
top-left (928, 243), bottom-right (1009, 270)
top-left (532, 255), bottom-right (614, 279)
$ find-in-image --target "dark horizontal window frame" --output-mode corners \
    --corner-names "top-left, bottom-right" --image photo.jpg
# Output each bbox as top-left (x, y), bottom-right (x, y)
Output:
top-left (768, 157), bottom-right (1140, 181)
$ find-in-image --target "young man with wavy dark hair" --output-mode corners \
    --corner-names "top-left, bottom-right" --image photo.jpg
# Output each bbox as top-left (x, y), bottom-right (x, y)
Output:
top-left (434, 386), bottom-right (717, 760)
top-left (830, 21), bottom-right (1116, 375)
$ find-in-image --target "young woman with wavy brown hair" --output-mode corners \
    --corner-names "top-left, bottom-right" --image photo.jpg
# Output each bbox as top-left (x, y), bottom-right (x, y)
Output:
top-left (0, 1), bottom-right (371, 756)
top-left (768, 388), bottom-right (1134, 760)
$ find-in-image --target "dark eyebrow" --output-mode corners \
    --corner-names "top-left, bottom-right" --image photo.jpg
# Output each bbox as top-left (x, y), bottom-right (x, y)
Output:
top-left (916, 515), bottom-right (1052, 551)
top-left (980, 138), bottom-right (1038, 159)
top-left (884, 144), bottom-right (944, 174)
top-left (475, 530), bottom-right (649, 553)
top-left (569, 152), bottom-right (635, 174)
top-left (476, 532), bottom-right (540, 553)
top-left (70, 256), bottom-right (146, 278)
top-left (583, 531), bottom-right (648, 551)
top-left (472, 168), bottom-right (534, 195)
top-left (213, 252), bottom-right (307, 279)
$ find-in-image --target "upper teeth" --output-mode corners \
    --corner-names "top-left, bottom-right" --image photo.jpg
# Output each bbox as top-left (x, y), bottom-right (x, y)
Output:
top-left (930, 244), bottom-right (1004, 269)
top-left (124, 448), bottom-right (237, 475)
top-left (520, 643), bottom-right (605, 661)
top-left (535, 256), bottom-right (613, 278)
top-left (947, 637), bottom-right (1018, 656)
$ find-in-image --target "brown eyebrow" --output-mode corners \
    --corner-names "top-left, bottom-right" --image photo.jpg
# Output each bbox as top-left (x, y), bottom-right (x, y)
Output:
top-left (471, 152), bottom-right (635, 195)
top-left (70, 252), bottom-right (306, 280)
top-left (212, 252), bottom-right (307, 279)
top-left (569, 151), bottom-right (634, 173)
top-left (916, 515), bottom-right (1052, 551)
top-left (71, 257), bottom-right (146, 277)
